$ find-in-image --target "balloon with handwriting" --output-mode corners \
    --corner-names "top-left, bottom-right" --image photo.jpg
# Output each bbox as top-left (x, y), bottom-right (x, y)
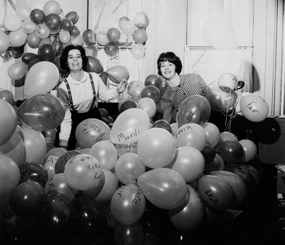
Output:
top-left (174, 123), bottom-right (207, 151)
top-left (240, 94), bottom-right (269, 122)
top-left (138, 168), bottom-right (187, 209)
top-left (75, 118), bottom-right (110, 148)
top-left (17, 94), bottom-right (65, 131)
top-left (89, 140), bottom-right (118, 172)
top-left (45, 173), bottom-right (77, 201)
top-left (169, 185), bottom-right (205, 232)
top-left (42, 155), bottom-right (58, 180)
top-left (64, 154), bottom-right (103, 191)
top-left (111, 184), bottom-right (146, 225)
top-left (137, 128), bottom-right (176, 169)
top-left (198, 174), bottom-right (234, 212)
top-left (0, 154), bottom-right (20, 196)
top-left (18, 128), bottom-right (47, 164)
top-left (172, 146), bottom-right (205, 183)
top-left (110, 108), bottom-right (149, 145)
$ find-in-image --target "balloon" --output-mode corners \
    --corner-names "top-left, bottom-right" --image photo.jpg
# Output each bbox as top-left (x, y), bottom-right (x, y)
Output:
top-left (203, 17), bottom-right (237, 50)
top-left (64, 154), bottom-right (104, 191)
top-left (27, 31), bottom-right (41, 48)
top-left (118, 16), bottom-right (130, 31)
top-left (65, 11), bottom-right (79, 24)
top-left (138, 168), bottom-right (187, 209)
top-left (75, 118), bottom-right (110, 148)
top-left (128, 82), bottom-right (145, 102)
top-left (0, 132), bottom-right (25, 167)
top-left (86, 56), bottom-right (104, 74)
top-left (133, 29), bottom-right (148, 44)
top-left (177, 95), bottom-right (211, 128)
top-left (36, 191), bottom-right (77, 237)
top-left (217, 73), bottom-right (244, 92)
top-left (207, 86), bottom-right (238, 113)
top-left (151, 119), bottom-right (172, 134)
top-left (172, 146), bottom-right (205, 183)
top-left (38, 43), bottom-right (56, 62)
top-left (24, 61), bottom-right (59, 98)
top-left (203, 122), bottom-right (220, 148)
top-left (140, 85), bottom-right (161, 103)
top-left (96, 31), bottom-right (109, 46)
top-left (89, 141), bottom-right (118, 171)
top-left (54, 150), bottom-right (81, 174)
top-left (198, 174), bottom-right (234, 211)
top-left (121, 20), bottom-right (136, 35)
top-left (0, 31), bottom-right (9, 53)
top-left (144, 74), bottom-right (159, 86)
top-left (4, 15), bottom-right (22, 31)
top-left (42, 155), bottom-right (58, 180)
top-left (107, 27), bottom-right (121, 42)
top-left (134, 12), bottom-right (149, 29)
top-left (93, 169), bottom-right (119, 203)
top-left (153, 76), bottom-right (168, 96)
top-left (174, 123), bottom-right (207, 151)
top-left (83, 29), bottom-right (96, 45)
top-left (119, 98), bottom-right (138, 113)
top-left (115, 153), bottom-right (145, 184)
top-left (211, 170), bottom-right (247, 209)
top-left (72, 195), bottom-right (106, 241)
top-left (239, 139), bottom-right (257, 163)
top-left (0, 154), bottom-right (20, 196)
top-left (138, 97), bottom-right (156, 118)
top-left (110, 108), bottom-right (149, 144)
top-left (169, 185), bottom-right (205, 232)
top-left (9, 29), bottom-right (28, 47)
top-left (204, 153), bottom-right (225, 173)
top-left (10, 181), bottom-right (45, 217)
top-left (19, 162), bottom-right (48, 187)
top-left (216, 131), bottom-right (238, 152)
top-left (45, 13), bottom-right (61, 33)
top-left (106, 65), bottom-right (130, 84)
top-left (0, 100), bottom-right (17, 147)
top-left (11, 45), bottom-right (25, 58)
top-left (17, 94), bottom-right (65, 131)
top-left (94, 131), bottom-right (110, 144)
top-left (201, 143), bottom-right (216, 165)
top-left (0, 90), bottom-right (14, 105)
top-left (35, 23), bottom-right (50, 39)
top-left (240, 94), bottom-right (269, 122)
top-left (30, 9), bottom-right (45, 24)
top-left (131, 43), bottom-right (145, 59)
top-left (218, 140), bottom-right (244, 164)
top-left (114, 222), bottom-right (144, 245)
top-left (43, 0), bottom-right (61, 16)
top-left (69, 25), bottom-right (80, 36)
top-left (111, 184), bottom-right (146, 225)
top-left (137, 128), bottom-right (176, 168)
top-left (61, 18), bottom-right (73, 31)
top-left (16, 4), bottom-right (32, 21)
top-left (45, 173), bottom-right (77, 201)
top-left (22, 52), bottom-right (40, 64)
top-left (104, 41), bottom-right (119, 56)
top-left (18, 128), bottom-right (47, 163)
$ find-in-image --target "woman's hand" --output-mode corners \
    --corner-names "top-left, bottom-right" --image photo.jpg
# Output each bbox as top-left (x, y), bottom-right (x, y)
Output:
top-left (116, 79), bottom-right (128, 94)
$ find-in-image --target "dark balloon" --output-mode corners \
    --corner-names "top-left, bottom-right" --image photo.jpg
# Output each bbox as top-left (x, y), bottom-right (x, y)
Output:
top-left (30, 9), bottom-right (46, 24)
top-left (27, 57), bottom-right (41, 70)
top-left (11, 45), bottom-right (25, 58)
top-left (0, 90), bottom-right (14, 105)
top-left (201, 143), bottom-right (216, 165)
top-left (61, 18), bottom-right (73, 32)
top-left (98, 108), bottom-right (109, 119)
top-left (144, 74), bottom-right (159, 86)
top-left (72, 195), bottom-right (107, 241)
top-left (218, 140), bottom-right (244, 164)
top-left (38, 44), bottom-right (56, 62)
top-left (154, 76), bottom-right (168, 96)
top-left (140, 85), bottom-right (161, 103)
top-left (22, 52), bottom-right (40, 64)
top-left (83, 29), bottom-right (96, 46)
top-left (65, 11), bottom-right (79, 24)
top-left (69, 25), bottom-right (80, 36)
top-left (152, 119), bottom-right (172, 134)
top-left (19, 162), bottom-right (48, 187)
top-left (99, 71), bottom-right (108, 85)
top-left (10, 181), bottom-right (45, 218)
top-left (104, 41), bottom-right (119, 57)
top-left (119, 99), bottom-right (138, 113)
top-left (86, 56), bottom-right (104, 74)
top-left (45, 13), bottom-right (62, 32)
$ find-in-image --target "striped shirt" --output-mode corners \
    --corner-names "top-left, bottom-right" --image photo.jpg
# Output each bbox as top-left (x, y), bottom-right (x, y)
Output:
top-left (159, 73), bottom-right (210, 123)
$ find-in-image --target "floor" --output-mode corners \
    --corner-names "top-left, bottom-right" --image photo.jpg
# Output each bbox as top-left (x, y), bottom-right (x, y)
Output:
top-left (1, 163), bottom-right (284, 245)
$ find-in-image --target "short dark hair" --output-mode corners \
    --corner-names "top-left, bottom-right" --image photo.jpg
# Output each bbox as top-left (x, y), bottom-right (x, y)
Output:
top-left (60, 44), bottom-right (88, 72)
top-left (157, 52), bottom-right (182, 75)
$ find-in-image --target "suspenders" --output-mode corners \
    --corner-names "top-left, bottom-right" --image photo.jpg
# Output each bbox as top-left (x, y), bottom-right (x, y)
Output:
top-left (63, 73), bottom-right (96, 112)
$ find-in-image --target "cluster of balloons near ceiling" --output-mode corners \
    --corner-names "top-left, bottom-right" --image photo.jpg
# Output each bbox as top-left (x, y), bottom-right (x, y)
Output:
top-left (0, 75), bottom-right (264, 242)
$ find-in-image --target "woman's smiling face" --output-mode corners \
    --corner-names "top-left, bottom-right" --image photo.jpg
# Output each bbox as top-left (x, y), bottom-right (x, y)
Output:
top-left (160, 61), bottom-right (176, 80)
top-left (67, 49), bottom-right (83, 72)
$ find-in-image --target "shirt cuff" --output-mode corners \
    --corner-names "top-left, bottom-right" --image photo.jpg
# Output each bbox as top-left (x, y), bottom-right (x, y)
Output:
top-left (59, 140), bottom-right (68, 147)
